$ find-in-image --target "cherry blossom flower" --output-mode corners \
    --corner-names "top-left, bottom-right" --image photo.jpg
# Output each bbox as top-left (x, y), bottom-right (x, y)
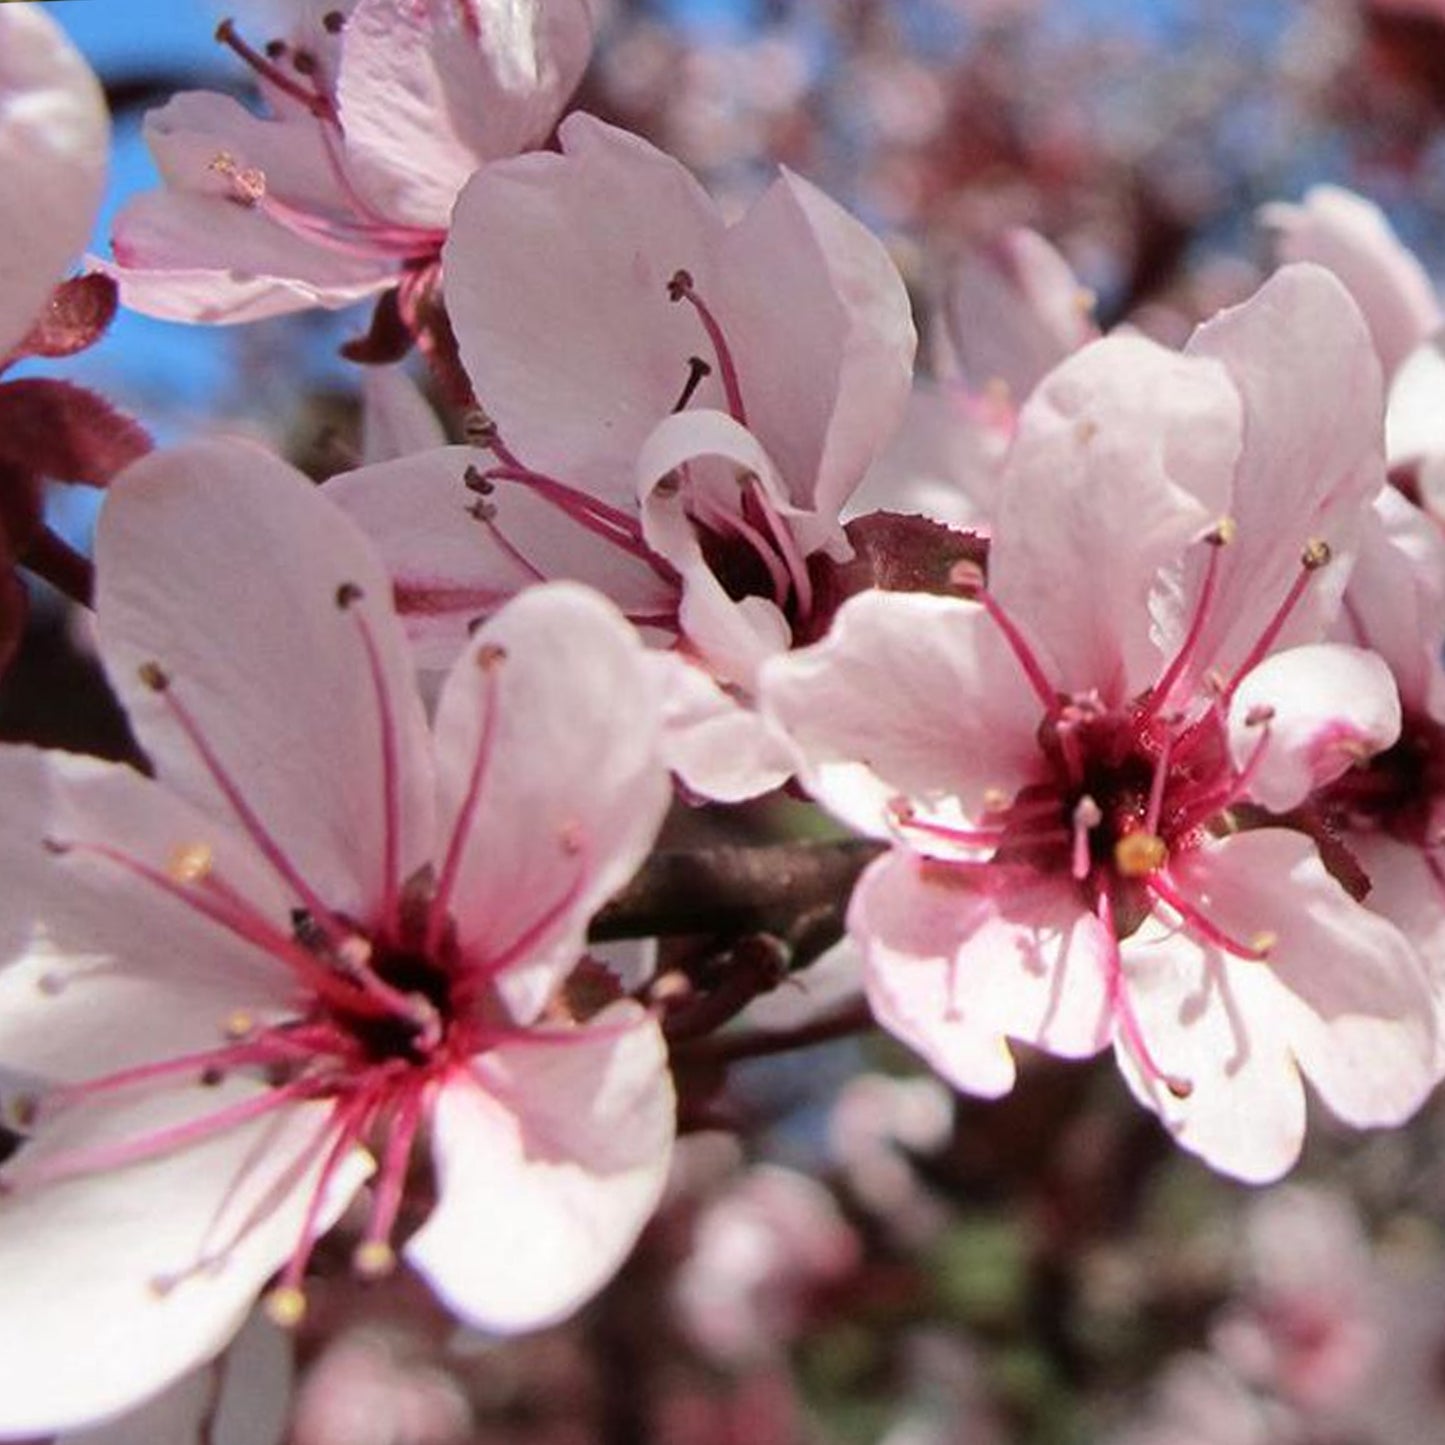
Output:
top-left (1316, 489), bottom-right (1445, 1001)
top-left (109, 0), bottom-right (593, 328)
top-left (328, 110), bottom-right (915, 798)
top-left (0, 440), bottom-right (674, 1435)
top-left (763, 264), bottom-right (1440, 1181)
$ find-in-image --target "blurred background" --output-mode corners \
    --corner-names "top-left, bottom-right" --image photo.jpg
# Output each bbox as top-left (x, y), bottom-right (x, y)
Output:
top-left (22, 2), bottom-right (1445, 1441)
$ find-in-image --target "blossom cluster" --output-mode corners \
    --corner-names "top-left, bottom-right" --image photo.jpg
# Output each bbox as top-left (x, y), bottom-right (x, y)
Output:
top-left (5, 1), bottom-right (1445, 1438)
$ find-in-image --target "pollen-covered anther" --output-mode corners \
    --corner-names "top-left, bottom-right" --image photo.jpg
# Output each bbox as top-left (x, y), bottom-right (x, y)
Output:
top-left (224, 1009), bottom-right (257, 1041)
top-left (334, 933), bottom-right (375, 972)
top-left (264, 1285), bottom-right (308, 1329)
top-left (335, 581), bottom-right (364, 609)
top-left (666, 268), bottom-right (695, 303)
top-left (475, 642), bottom-right (507, 671)
top-left (1114, 831), bottom-right (1168, 877)
top-left (1250, 930), bottom-right (1278, 958)
top-left (138, 661), bottom-right (172, 693)
top-left (1205, 516), bottom-right (1237, 547)
top-left (353, 1241), bottom-right (397, 1279)
top-left (322, 9), bottom-right (346, 33)
top-left (1244, 703), bottom-right (1275, 728)
top-left (1301, 538), bottom-right (1332, 570)
top-left (167, 841), bottom-right (214, 885)
top-left (947, 558), bottom-right (987, 597)
top-left (982, 788), bottom-right (1011, 814)
top-left (208, 152), bottom-right (266, 205)
top-left (1164, 1074), bottom-right (1194, 1101)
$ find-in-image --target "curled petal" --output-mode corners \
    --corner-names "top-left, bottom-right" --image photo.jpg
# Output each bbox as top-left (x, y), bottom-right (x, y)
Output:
top-left (1228, 645), bottom-right (1401, 814)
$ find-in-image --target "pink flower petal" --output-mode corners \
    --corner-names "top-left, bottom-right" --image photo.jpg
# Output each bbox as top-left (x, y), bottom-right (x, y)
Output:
top-left (649, 651), bottom-right (795, 803)
top-left (0, 748), bottom-right (296, 1082)
top-left (1339, 487), bottom-right (1445, 720)
top-left (943, 227), bottom-right (1098, 404)
top-left (95, 440), bottom-right (435, 925)
top-left (988, 333), bottom-right (1240, 701)
top-left (111, 192), bottom-right (391, 323)
top-left (762, 590), bottom-right (1047, 840)
top-left (1228, 645), bottom-right (1401, 814)
top-left (430, 583), bottom-right (670, 1022)
top-left (446, 114), bottom-right (722, 506)
top-left (709, 167), bottom-right (915, 519)
top-left (1386, 330), bottom-right (1445, 466)
top-left (1261, 186), bottom-right (1440, 379)
top-left (0, 8), bottom-right (107, 358)
top-left (405, 1005), bottom-right (673, 1332)
top-left (855, 851), bottom-right (1112, 1097)
top-left (338, 0), bottom-right (592, 228)
top-left (1183, 264), bottom-right (1386, 683)
top-left (0, 1086), bottom-right (369, 1436)
top-left (327, 445), bottom-right (677, 672)
top-left (360, 367), bottom-right (445, 465)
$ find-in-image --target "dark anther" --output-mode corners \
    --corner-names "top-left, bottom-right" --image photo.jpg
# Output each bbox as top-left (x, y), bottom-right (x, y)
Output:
top-left (463, 465), bottom-right (495, 496)
top-left (476, 642), bottom-right (507, 670)
top-left (264, 38), bottom-right (287, 59)
top-left (322, 9), bottom-right (346, 32)
top-left (291, 908), bottom-right (327, 952)
top-left (1302, 539), bottom-right (1332, 570)
top-left (41, 837), bottom-right (71, 856)
top-left (466, 499), bottom-right (498, 524)
top-left (667, 269), bottom-right (694, 303)
top-left (138, 661), bottom-right (171, 692)
top-left (291, 48), bottom-right (318, 76)
top-left (335, 581), bottom-right (365, 609)
top-left (200, 1066), bottom-right (226, 1087)
top-left (671, 355), bottom-right (712, 413)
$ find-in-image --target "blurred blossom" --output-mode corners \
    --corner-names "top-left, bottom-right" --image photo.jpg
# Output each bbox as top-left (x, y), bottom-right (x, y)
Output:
top-left (673, 1163), bottom-right (860, 1365)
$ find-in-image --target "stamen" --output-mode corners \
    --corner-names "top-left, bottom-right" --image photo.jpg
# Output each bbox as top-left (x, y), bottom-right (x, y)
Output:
top-left (215, 19), bottom-right (336, 121)
top-left (1072, 796), bottom-right (1102, 880)
top-left (1143, 520), bottom-right (1233, 721)
top-left (1223, 539), bottom-right (1332, 698)
top-left (746, 474), bottom-right (815, 621)
top-left (1098, 890), bottom-right (1192, 1100)
top-left (668, 269), bottom-right (748, 425)
top-left (429, 646), bottom-right (505, 949)
top-left (336, 585), bottom-right (404, 934)
top-left (949, 575), bottom-right (1057, 712)
top-left (671, 355), bottom-right (713, 414)
top-left (353, 1089), bottom-right (424, 1277)
top-left (1114, 831), bottom-right (1167, 878)
top-left (139, 662), bottom-right (349, 945)
top-left (1147, 872), bottom-right (1273, 962)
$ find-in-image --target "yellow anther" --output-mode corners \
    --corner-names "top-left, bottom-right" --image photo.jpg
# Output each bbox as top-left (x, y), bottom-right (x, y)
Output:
top-left (224, 1010), bottom-right (256, 1041)
top-left (1207, 516), bottom-right (1237, 547)
top-left (1250, 930), bottom-right (1278, 958)
top-left (335, 934), bottom-right (373, 971)
top-left (167, 841), bottom-right (214, 886)
top-left (353, 1241), bottom-right (397, 1279)
top-left (1301, 538), bottom-right (1332, 570)
top-left (1074, 286), bottom-right (1098, 315)
top-left (264, 1286), bottom-right (307, 1329)
top-left (982, 788), bottom-right (1012, 813)
top-left (1114, 832), bottom-right (1168, 878)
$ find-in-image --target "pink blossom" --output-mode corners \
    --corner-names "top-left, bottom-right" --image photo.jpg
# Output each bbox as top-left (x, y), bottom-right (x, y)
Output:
top-left (328, 111), bottom-right (915, 798)
top-left (108, 0), bottom-right (593, 324)
top-left (672, 1164), bottom-right (860, 1366)
top-left (763, 265), bottom-right (1440, 1181)
top-left (1317, 489), bottom-right (1445, 1008)
top-left (0, 441), bottom-right (674, 1434)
